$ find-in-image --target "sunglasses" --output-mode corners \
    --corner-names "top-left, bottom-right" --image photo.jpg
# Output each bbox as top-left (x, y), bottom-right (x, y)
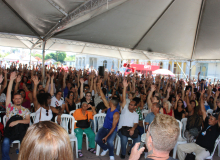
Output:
top-left (46, 109), bottom-right (48, 116)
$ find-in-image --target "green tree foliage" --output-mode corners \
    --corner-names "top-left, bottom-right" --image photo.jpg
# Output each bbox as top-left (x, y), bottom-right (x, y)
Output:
top-left (64, 55), bottom-right (75, 61)
top-left (45, 51), bottom-right (66, 62)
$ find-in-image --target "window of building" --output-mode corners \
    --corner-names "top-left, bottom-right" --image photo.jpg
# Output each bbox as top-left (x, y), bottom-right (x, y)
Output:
top-left (112, 61), bottom-right (114, 69)
top-left (160, 62), bottom-right (163, 69)
top-left (173, 64), bottom-right (177, 74)
top-left (103, 60), bottom-right (107, 68)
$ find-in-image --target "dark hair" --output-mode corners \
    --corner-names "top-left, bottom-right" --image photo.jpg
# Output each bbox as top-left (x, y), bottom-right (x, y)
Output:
top-left (85, 92), bottom-right (92, 96)
top-left (39, 89), bottom-right (45, 94)
top-left (102, 88), bottom-right (107, 96)
top-left (56, 90), bottom-right (62, 96)
top-left (37, 93), bottom-right (51, 106)
top-left (111, 97), bottom-right (119, 107)
top-left (18, 89), bottom-right (26, 98)
top-left (133, 97), bottom-right (141, 106)
top-left (67, 91), bottom-right (74, 99)
top-left (190, 100), bottom-right (196, 106)
top-left (37, 82), bottom-right (43, 89)
top-left (13, 93), bottom-right (22, 99)
top-left (22, 76), bottom-right (28, 83)
top-left (84, 84), bottom-right (89, 89)
top-left (177, 99), bottom-right (184, 109)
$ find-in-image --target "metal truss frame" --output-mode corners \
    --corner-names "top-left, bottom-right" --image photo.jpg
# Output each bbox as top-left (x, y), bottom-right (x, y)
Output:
top-left (43, 0), bottom-right (113, 40)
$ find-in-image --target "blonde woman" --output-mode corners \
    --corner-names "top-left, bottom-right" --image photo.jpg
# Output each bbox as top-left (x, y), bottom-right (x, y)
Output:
top-left (160, 100), bottom-right (174, 117)
top-left (18, 121), bottom-right (73, 160)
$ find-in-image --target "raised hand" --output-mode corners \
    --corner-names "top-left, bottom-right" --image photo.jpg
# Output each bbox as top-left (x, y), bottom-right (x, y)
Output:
top-left (0, 74), bottom-right (4, 84)
top-left (215, 90), bottom-right (219, 98)
top-left (201, 89), bottom-right (205, 96)
top-left (80, 78), bottom-right (84, 84)
top-left (151, 85), bottom-right (156, 92)
top-left (31, 76), bottom-right (40, 85)
top-left (186, 89), bottom-right (190, 96)
top-left (16, 75), bottom-right (21, 83)
top-left (167, 87), bottom-right (171, 93)
top-left (10, 72), bottom-right (17, 81)
top-left (123, 79), bottom-right (128, 88)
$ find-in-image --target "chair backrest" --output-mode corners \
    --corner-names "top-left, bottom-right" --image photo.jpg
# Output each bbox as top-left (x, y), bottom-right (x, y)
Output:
top-left (69, 110), bottom-right (75, 116)
top-left (55, 114), bottom-right (75, 133)
top-left (176, 119), bottom-right (182, 140)
top-left (181, 118), bottom-right (187, 139)
top-left (206, 109), bottom-right (213, 116)
top-left (142, 110), bottom-right (148, 119)
top-left (3, 115), bottom-right (6, 128)
top-left (76, 103), bottom-right (80, 110)
top-left (209, 135), bottom-right (220, 157)
top-left (93, 113), bottom-right (106, 134)
top-left (30, 112), bottom-right (36, 126)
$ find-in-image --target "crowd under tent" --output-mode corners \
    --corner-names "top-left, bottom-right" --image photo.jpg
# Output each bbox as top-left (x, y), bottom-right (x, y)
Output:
top-left (1, 0), bottom-right (220, 77)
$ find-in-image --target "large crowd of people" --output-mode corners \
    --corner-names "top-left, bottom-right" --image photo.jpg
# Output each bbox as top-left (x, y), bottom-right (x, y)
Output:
top-left (0, 62), bottom-right (220, 160)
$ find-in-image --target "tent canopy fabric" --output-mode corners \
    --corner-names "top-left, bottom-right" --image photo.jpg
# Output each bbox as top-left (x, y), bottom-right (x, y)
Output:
top-left (0, 0), bottom-right (220, 60)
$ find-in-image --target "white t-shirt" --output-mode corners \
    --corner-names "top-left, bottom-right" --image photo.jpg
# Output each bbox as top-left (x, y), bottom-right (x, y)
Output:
top-left (50, 96), bottom-right (64, 108)
top-left (118, 104), bottom-right (139, 130)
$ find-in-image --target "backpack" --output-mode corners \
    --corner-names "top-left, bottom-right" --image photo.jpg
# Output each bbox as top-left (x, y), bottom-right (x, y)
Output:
top-left (4, 115), bottom-right (29, 142)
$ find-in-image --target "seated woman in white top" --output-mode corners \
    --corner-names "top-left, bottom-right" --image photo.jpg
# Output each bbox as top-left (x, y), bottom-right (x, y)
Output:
top-left (32, 75), bottom-right (63, 124)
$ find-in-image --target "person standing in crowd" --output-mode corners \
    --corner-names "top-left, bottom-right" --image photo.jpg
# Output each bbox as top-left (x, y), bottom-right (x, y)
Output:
top-left (18, 121), bottom-right (73, 160)
top-left (129, 114), bottom-right (179, 160)
top-left (2, 72), bottom-right (30, 160)
top-left (118, 79), bottom-right (140, 159)
top-left (73, 101), bottom-right (97, 158)
top-left (95, 79), bottom-right (120, 160)
top-left (177, 90), bottom-right (220, 160)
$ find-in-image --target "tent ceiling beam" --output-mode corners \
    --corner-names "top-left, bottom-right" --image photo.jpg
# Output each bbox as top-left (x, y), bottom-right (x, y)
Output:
top-left (132, 0), bottom-right (175, 50)
top-left (43, 0), bottom-right (113, 41)
top-left (190, 0), bottom-right (206, 60)
top-left (2, 0), bottom-right (41, 38)
top-left (47, 0), bottom-right (68, 16)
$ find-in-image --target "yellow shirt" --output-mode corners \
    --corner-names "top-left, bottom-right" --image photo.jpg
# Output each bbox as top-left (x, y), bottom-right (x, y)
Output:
top-left (73, 108), bottom-right (93, 129)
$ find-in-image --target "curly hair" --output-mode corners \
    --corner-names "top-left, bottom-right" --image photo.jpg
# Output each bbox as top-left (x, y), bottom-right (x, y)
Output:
top-left (37, 93), bottom-right (51, 106)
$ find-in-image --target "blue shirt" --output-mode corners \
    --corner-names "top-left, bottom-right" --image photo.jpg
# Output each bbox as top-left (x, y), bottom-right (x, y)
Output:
top-left (145, 112), bottom-right (156, 124)
top-left (103, 108), bottom-right (119, 131)
top-left (63, 86), bottom-right (69, 99)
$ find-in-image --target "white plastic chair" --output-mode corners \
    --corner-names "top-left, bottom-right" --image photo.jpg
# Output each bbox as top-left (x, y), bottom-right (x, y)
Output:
top-left (55, 114), bottom-right (78, 158)
top-left (172, 119), bottom-right (187, 158)
top-left (115, 135), bottom-right (133, 156)
top-left (93, 113), bottom-right (106, 156)
top-left (142, 110), bottom-right (148, 119)
top-left (207, 109), bottom-right (213, 116)
top-left (76, 103), bottom-right (80, 110)
top-left (181, 118), bottom-right (187, 140)
top-left (30, 112), bottom-right (36, 126)
top-left (206, 135), bottom-right (220, 159)
top-left (3, 115), bottom-right (21, 149)
top-left (69, 110), bottom-right (89, 151)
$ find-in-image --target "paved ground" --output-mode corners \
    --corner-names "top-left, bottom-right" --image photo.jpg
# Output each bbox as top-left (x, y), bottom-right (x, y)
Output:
top-left (0, 138), bottom-right (219, 160)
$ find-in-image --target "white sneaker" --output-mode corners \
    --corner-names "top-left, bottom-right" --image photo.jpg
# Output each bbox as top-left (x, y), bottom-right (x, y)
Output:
top-left (100, 149), bottom-right (109, 156)
top-left (110, 156), bottom-right (115, 160)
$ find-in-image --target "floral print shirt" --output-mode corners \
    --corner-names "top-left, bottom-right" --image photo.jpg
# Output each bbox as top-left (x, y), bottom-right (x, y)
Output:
top-left (6, 102), bottom-right (30, 122)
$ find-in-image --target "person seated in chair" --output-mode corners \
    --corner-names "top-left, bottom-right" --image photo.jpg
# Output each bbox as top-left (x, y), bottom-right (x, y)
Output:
top-left (73, 101), bottom-right (97, 158)
top-left (95, 80), bottom-right (120, 160)
top-left (118, 79), bottom-right (141, 159)
top-left (2, 72), bottom-right (30, 160)
top-left (177, 90), bottom-right (220, 160)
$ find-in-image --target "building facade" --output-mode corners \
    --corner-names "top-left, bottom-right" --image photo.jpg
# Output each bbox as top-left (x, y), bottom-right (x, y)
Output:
top-left (75, 54), bottom-right (120, 72)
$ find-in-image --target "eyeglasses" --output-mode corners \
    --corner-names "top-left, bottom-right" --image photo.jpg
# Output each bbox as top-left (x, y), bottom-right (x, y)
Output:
top-left (46, 109), bottom-right (48, 116)
top-left (70, 95), bottom-right (74, 96)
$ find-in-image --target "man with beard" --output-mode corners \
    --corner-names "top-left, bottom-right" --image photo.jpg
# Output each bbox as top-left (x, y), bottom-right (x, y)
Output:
top-left (2, 72), bottom-right (30, 160)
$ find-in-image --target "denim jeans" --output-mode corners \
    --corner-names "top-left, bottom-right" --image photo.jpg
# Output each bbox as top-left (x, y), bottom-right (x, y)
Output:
top-left (118, 130), bottom-right (141, 156)
top-left (2, 137), bottom-right (13, 160)
top-left (137, 125), bottom-right (144, 135)
top-left (95, 127), bottom-right (117, 156)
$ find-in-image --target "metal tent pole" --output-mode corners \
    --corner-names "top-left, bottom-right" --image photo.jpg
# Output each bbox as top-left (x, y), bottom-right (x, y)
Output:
top-left (42, 40), bottom-right (46, 82)
top-left (189, 60), bottom-right (192, 79)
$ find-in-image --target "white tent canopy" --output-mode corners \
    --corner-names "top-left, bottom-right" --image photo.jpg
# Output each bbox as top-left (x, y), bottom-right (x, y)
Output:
top-left (0, 0), bottom-right (220, 60)
top-left (22, 56), bottom-right (38, 62)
